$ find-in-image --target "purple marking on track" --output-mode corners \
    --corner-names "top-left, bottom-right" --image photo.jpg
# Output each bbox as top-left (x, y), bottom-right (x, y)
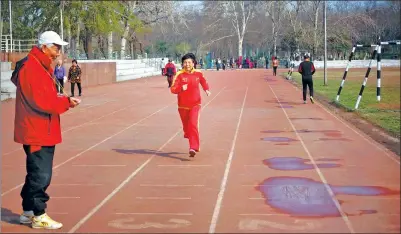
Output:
top-left (261, 137), bottom-right (297, 142)
top-left (261, 130), bottom-right (284, 133)
top-left (261, 129), bottom-right (342, 138)
top-left (277, 105), bottom-right (294, 108)
top-left (256, 177), bottom-right (399, 217)
top-left (317, 137), bottom-right (351, 142)
top-left (264, 78), bottom-right (277, 82)
top-left (264, 157), bottom-right (341, 171)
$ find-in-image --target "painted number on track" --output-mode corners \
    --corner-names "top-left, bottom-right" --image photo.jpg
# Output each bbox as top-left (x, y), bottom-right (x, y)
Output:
top-left (239, 218), bottom-right (319, 231)
top-left (108, 218), bottom-right (191, 230)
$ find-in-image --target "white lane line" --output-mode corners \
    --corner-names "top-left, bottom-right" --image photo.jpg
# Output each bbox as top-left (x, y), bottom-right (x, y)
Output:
top-left (267, 82), bottom-right (356, 233)
top-left (2, 102), bottom-right (174, 197)
top-left (292, 82), bottom-right (400, 165)
top-left (209, 86), bottom-right (248, 234)
top-left (115, 212), bottom-right (193, 216)
top-left (67, 86), bottom-right (227, 233)
top-left (2, 86), bottom-right (169, 157)
top-left (135, 197), bottom-right (191, 200)
top-left (63, 100), bottom-right (115, 116)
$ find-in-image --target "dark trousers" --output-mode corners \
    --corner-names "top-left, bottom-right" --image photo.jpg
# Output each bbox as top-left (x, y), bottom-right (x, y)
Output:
top-left (55, 79), bottom-right (64, 93)
top-left (273, 66), bottom-right (277, 76)
top-left (71, 82), bottom-right (82, 96)
top-left (167, 75), bottom-right (173, 87)
top-left (21, 145), bottom-right (55, 216)
top-left (302, 78), bottom-right (314, 101)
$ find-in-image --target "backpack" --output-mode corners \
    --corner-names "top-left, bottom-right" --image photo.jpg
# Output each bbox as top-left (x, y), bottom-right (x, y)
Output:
top-left (11, 56), bottom-right (29, 86)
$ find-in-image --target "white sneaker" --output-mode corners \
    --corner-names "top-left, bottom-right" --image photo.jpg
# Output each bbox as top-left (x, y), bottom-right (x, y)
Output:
top-left (20, 210), bottom-right (34, 224)
top-left (31, 213), bottom-right (63, 229)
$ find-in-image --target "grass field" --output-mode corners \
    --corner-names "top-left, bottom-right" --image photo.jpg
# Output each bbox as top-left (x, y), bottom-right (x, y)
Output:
top-left (286, 67), bottom-right (400, 137)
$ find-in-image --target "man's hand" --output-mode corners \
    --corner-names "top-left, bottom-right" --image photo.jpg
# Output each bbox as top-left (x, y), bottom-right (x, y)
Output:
top-left (69, 97), bottom-right (81, 108)
top-left (205, 90), bottom-right (211, 96)
top-left (182, 84), bottom-right (188, 91)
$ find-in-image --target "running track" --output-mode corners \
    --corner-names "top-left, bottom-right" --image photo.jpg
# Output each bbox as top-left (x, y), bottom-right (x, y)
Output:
top-left (1, 69), bottom-right (400, 233)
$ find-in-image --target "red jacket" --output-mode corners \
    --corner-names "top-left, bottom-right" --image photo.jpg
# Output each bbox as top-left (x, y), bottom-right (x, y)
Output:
top-left (170, 69), bottom-right (209, 109)
top-left (164, 62), bottom-right (176, 76)
top-left (13, 46), bottom-right (71, 146)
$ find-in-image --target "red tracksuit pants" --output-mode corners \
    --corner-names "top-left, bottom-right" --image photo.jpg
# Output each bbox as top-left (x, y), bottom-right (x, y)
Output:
top-left (178, 105), bottom-right (201, 151)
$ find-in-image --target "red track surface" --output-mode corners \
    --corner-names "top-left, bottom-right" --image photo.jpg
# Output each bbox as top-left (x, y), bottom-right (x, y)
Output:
top-left (1, 69), bottom-right (400, 233)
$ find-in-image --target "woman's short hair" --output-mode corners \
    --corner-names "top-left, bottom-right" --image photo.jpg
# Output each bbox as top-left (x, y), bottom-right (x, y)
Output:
top-left (181, 53), bottom-right (196, 64)
top-left (72, 59), bottom-right (78, 64)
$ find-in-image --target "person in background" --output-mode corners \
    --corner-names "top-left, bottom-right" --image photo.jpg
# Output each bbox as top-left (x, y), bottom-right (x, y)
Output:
top-left (286, 58), bottom-right (295, 80)
top-left (12, 30), bottom-right (80, 230)
top-left (272, 57), bottom-right (279, 76)
top-left (160, 58), bottom-right (166, 75)
top-left (164, 59), bottom-right (177, 88)
top-left (298, 54), bottom-right (316, 104)
top-left (170, 53), bottom-right (211, 157)
top-left (68, 59), bottom-right (82, 97)
top-left (222, 57), bottom-right (227, 70)
top-left (53, 59), bottom-right (66, 94)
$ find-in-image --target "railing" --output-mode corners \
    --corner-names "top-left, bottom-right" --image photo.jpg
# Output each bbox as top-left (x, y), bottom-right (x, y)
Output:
top-left (1, 35), bottom-right (37, 52)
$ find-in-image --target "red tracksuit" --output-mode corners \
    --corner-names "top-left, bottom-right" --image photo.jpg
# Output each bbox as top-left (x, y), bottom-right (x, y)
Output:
top-left (164, 62), bottom-right (176, 87)
top-left (170, 69), bottom-right (210, 151)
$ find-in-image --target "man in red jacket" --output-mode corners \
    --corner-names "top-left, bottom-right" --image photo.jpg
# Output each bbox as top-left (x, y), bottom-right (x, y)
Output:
top-left (170, 53), bottom-right (211, 157)
top-left (163, 59), bottom-right (176, 88)
top-left (12, 31), bottom-right (80, 229)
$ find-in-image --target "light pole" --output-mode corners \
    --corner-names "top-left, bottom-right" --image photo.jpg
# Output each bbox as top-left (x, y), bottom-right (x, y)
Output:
top-left (60, 0), bottom-right (64, 54)
top-left (9, 0), bottom-right (12, 52)
top-left (323, 1), bottom-right (327, 86)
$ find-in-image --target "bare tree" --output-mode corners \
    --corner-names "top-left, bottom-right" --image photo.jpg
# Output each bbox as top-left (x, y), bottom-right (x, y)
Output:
top-left (263, 1), bottom-right (286, 56)
top-left (211, 1), bottom-right (258, 57)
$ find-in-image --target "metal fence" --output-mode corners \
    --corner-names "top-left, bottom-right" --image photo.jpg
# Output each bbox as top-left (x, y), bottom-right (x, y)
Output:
top-left (1, 35), bottom-right (37, 52)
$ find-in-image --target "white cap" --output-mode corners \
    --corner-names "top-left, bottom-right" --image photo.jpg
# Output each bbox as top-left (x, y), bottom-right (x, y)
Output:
top-left (38, 31), bottom-right (68, 46)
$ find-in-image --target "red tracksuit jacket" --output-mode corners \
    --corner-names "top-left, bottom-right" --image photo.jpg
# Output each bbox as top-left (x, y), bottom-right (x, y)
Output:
top-left (13, 46), bottom-right (71, 146)
top-left (170, 69), bottom-right (210, 108)
top-left (164, 62), bottom-right (176, 76)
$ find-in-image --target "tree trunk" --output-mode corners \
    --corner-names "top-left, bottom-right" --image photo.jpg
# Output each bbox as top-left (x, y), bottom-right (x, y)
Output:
top-left (238, 37), bottom-right (243, 57)
top-left (120, 24), bottom-right (130, 60)
top-left (130, 41), bottom-right (134, 59)
top-left (67, 23), bottom-right (71, 55)
top-left (75, 22), bottom-right (80, 58)
top-left (98, 35), bottom-right (106, 58)
top-left (108, 31), bottom-right (113, 59)
top-left (313, 4), bottom-right (320, 60)
top-left (84, 28), bottom-right (93, 59)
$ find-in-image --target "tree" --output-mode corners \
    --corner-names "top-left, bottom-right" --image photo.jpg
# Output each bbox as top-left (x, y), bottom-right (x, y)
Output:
top-left (211, 1), bottom-right (258, 57)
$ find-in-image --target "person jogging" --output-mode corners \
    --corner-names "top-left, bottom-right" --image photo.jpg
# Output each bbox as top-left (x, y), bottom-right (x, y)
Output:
top-left (164, 59), bottom-right (176, 88)
top-left (298, 54), bottom-right (316, 104)
top-left (272, 57), bottom-right (279, 76)
top-left (170, 53), bottom-right (211, 157)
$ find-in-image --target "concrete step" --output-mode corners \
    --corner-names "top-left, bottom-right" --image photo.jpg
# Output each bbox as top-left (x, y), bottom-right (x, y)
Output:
top-left (1, 71), bottom-right (13, 81)
top-left (1, 80), bottom-right (17, 93)
top-left (117, 71), bottom-right (160, 82)
top-left (1, 91), bottom-right (15, 101)
top-left (1, 62), bottom-right (12, 72)
top-left (117, 63), bottom-right (146, 70)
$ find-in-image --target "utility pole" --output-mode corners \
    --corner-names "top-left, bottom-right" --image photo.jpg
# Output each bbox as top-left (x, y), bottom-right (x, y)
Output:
top-left (323, 1), bottom-right (327, 86)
